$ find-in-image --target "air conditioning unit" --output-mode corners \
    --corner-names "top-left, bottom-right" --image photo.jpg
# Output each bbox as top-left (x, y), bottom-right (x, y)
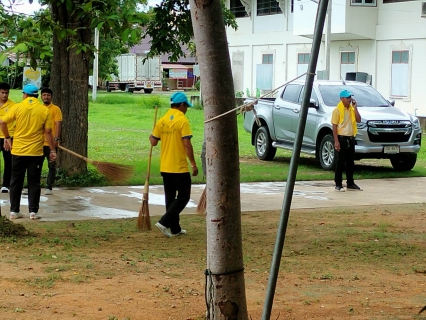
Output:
top-left (421, 2), bottom-right (426, 18)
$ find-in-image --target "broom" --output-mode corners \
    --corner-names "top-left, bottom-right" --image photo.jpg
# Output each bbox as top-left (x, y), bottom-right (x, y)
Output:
top-left (137, 106), bottom-right (158, 230)
top-left (57, 145), bottom-right (134, 183)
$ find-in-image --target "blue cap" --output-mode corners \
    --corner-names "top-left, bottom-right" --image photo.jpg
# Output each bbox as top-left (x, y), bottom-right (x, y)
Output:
top-left (339, 89), bottom-right (352, 98)
top-left (170, 92), bottom-right (193, 108)
top-left (22, 84), bottom-right (39, 95)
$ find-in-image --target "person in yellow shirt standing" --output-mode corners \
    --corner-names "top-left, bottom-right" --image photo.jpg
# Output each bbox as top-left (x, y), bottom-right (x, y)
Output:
top-left (331, 89), bottom-right (362, 192)
top-left (41, 88), bottom-right (62, 195)
top-left (150, 92), bottom-right (198, 237)
top-left (0, 82), bottom-right (14, 194)
top-left (0, 84), bottom-right (56, 220)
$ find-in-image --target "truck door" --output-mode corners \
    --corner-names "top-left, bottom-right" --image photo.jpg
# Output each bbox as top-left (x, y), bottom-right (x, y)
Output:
top-left (294, 86), bottom-right (322, 146)
top-left (273, 84), bottom-right (303, 142)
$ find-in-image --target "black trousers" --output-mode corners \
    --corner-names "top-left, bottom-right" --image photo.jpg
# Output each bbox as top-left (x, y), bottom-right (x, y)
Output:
top-left (0, 138), bottom-right (12, 188)
top-left (158, 172), bottom-right (191, 234)
top-left (43, 146), bottom-right (57, 190)
top-left (10, 155), bottom-right (44, 213)
top-left (334, 135), bottom-right (355, 187)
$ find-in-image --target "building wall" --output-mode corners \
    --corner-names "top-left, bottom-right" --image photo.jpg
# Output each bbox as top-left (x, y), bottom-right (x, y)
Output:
top-left (227, 0), bottom-right (426, 115)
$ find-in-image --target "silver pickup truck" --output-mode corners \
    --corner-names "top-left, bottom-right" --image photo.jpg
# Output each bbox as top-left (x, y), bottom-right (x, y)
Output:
top-left (243, 80), bottom-right (422, 171)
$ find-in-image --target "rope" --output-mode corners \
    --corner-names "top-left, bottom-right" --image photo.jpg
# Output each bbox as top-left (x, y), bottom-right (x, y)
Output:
top-left (203, 72), bottom-right (313, 124)
top-left (204, 267), bottom-right (245, 319)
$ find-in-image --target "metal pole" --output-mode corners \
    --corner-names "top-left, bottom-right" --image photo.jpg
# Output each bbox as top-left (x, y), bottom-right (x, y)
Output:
top-left (261, 0), bottom-right (330, 318)
top-left (324, 0), bottom-right (332, 80)
top-left (92, 28), bottom-right (99, 101)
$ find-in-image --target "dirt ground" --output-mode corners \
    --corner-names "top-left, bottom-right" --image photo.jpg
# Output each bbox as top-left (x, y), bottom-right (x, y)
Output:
top-left (0, 204), bottom-right (425, 320)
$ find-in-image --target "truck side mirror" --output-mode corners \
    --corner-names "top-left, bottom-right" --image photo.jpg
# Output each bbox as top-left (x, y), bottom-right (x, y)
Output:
top-left (388, 99), bottom-right (395, 106)
top-left (309, 98), bottom-right (319, 109)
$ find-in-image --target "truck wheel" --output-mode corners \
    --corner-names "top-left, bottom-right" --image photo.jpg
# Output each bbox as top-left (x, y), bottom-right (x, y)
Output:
top-left (144, 89), bottom-right (153, 94)
top-left (254, 126), bottom-right (276, 161)
top-left (106, 82), bottom-right (111, 92)
top-left (319, 134), bottom-right (336, 170)
top-left (390, 154), bottom-right (417, 171)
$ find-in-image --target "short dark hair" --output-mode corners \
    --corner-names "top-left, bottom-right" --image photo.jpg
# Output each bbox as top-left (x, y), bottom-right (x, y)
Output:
top-left (27, 94), bottom-right (39, 98)
top-left (41, 87), bottom-right (53, 95)
top-left (0, 82), bottom-right (11, 91)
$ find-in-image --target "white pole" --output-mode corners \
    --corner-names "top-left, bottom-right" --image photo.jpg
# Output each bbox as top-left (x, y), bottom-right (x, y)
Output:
top-left (324, 0), bottom-right (331, 80)
top-left (92, 28), bottom-right (99, 101)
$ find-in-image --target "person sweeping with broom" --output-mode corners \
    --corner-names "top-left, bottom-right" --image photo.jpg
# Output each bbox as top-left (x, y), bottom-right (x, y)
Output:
top-left (150, 92), bottom-right (198, 237)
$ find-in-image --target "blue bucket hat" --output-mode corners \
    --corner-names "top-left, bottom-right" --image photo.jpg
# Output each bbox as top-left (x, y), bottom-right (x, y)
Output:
top-left (339, 89), bottom-right (353, 98)
top-left (22, 84), bottom-right (39, 95)
top-left (170, 92), bottom-right (193, 108)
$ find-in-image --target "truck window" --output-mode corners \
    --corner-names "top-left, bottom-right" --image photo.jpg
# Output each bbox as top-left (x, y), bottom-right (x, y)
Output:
top-left (299, 86), bottom-right (319, 104)
top-left (318, 85), bottom-right (390, 107)
top-left (281, 84), bottom-right (302, 103)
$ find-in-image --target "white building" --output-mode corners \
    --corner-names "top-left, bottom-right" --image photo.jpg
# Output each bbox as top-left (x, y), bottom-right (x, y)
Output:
top-left (226, 0), bottom-right (426, 116)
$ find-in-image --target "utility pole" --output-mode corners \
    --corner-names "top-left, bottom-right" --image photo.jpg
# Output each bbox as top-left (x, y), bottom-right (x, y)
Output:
top-left (92, 28), bottom-right (99, 101)
top-left (324, 0), bottom-right (331, 79)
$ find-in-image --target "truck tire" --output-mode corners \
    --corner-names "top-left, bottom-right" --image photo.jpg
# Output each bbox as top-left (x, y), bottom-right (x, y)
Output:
top-left (319, 134), bottom-right (336, 170)
top-left (144, 89), bottom-right (153, 94)
top-left (390, 154), bottom-right (417, 171)
top-left (254, 126), bottom-right (276, 161)
top-left (106, 82), bottom-right (111, 92)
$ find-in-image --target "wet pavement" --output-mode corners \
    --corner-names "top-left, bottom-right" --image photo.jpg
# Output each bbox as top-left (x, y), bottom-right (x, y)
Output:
top-left (1, 177), bottom-right (425, 221)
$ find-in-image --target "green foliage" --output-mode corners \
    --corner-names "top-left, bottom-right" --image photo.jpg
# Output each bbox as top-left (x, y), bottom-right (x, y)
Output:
top-left (55, 168), bottom-right (107, 187)
top-left (144, 0), bottom-right (237, 61)
top-left (235, 91), bottom-right (244, 98)
top-left (195, 80), bottom-right (200, 91)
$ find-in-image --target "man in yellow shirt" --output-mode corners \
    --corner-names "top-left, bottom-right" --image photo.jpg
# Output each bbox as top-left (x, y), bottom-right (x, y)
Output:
top-left (150, 92), bottom-right (198, 237)
top-left (41, 88), bottom-right (62, 195)
top-left (331, 89), bottom-right (362, 192)
top-left (0, 82), bottom-right (14, 194)
top-left (0, 84), bottom-right (56, 220)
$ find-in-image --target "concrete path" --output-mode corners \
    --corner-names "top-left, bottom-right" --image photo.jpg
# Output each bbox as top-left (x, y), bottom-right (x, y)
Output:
top-left (1, 177), bottom-right (425, 221)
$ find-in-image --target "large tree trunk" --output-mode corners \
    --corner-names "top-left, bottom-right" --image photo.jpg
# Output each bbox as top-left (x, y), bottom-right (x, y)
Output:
top-left (189, 1), bottom-right (248, 319)
top-left (50, 3), bottom-right (91, 175)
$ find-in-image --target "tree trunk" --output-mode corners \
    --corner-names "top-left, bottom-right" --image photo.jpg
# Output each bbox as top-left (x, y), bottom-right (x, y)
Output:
top-left (50, 3), bottom-right (91, 175)
top-left (189, 1), bottom-right (248, 319)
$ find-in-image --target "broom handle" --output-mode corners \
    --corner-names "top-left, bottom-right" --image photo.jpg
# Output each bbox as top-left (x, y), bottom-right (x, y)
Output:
top-left (143, 106), bottom-right (158, 193)
top-left (57, 145), bottom-right (95, 165)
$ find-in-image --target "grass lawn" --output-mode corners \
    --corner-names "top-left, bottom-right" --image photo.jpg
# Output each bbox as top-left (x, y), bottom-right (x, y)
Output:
top-left (7, 89), bottom-right (426, 186)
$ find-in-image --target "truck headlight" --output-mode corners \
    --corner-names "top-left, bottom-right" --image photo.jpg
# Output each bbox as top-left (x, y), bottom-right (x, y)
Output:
top-left (412, 118), bottom-right (420, 130)
top-left (357, 122), bottom-right (367, 130)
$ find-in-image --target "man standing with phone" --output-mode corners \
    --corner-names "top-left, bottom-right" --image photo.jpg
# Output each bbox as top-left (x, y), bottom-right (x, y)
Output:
top-left (331, 89), bottom-right (362, 192)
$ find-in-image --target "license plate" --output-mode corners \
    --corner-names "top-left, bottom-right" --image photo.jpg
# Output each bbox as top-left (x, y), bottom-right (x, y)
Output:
top-left (384, 146), bottom-right (399, 154)
top-left (146, 83), bottom-right (152, 88)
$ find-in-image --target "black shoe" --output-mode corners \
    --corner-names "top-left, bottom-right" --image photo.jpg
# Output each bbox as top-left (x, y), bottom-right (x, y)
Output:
top-left (347, 184), bottom-right (363, 191)
top-left (335, 186), bottom-right (345, 192)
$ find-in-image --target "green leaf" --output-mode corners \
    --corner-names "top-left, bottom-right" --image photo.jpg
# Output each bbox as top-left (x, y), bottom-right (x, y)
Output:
top-left (12, 43), bottom-right (28, 53)
top-left (57, 29), bottom-right (67, 41)
top-left (121, 28), bottom-right (130, 42)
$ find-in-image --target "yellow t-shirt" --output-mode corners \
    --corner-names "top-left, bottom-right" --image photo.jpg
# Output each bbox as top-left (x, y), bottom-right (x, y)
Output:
top-left (331, 102), bottom-right (357, 137)
top-left (2, 97), bottom-right (53, 156)
top-left (0, 99), bottom-right (15, 138)
top-left (44, 103), bottom-right (63, 146)
top-left (152, 108), bottom-right (193, 173)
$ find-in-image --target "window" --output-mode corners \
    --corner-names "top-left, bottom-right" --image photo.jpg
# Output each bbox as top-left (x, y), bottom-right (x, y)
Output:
top-left (297, 53), bottom-right (310, 79)
top-left (340, 52), bottom-right (356, 80)
top-left (391, 50), bottom-right (409, 97)
top-left (281, 84), bottom-right (302, 103)
top-left (351, 0), bottom-right (376, 6)
top-left (230, 0), bottom-right (249, 17)
top-left (257, 0), bottom-right (282, 16)
top-left (262, 54), bottom-right (273, 64)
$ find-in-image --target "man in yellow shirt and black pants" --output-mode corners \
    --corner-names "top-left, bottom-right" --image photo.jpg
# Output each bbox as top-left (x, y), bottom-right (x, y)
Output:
top-left (0, 84), bottom-right (56, 220)
top-left (41, 87), bottom-right (62, 195)
top-left (150, 92), bottom-right (198, 237)
top-left (0, 82), bottom-right (14, 194)
top-left (331, 89), bottom-right (362, 192)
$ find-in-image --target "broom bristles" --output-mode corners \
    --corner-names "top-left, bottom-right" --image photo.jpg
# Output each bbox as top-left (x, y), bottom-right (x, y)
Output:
top-left (196, 187), bottom-right (207, 215)
top-left (92, 161), bottom-right (134, 183)
top-left (137, 196), bottom-right (151, 230)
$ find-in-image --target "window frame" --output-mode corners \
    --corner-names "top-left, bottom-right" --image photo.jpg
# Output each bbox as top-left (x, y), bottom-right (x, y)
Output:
top-left (390, 49), bottom-right (410, 98)
top-left (350, 0), bottom-right (376, 7)
top-left (230, 0), bottom-right (249, 17)
top-left (257, 0), bottom-right (283, 16)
